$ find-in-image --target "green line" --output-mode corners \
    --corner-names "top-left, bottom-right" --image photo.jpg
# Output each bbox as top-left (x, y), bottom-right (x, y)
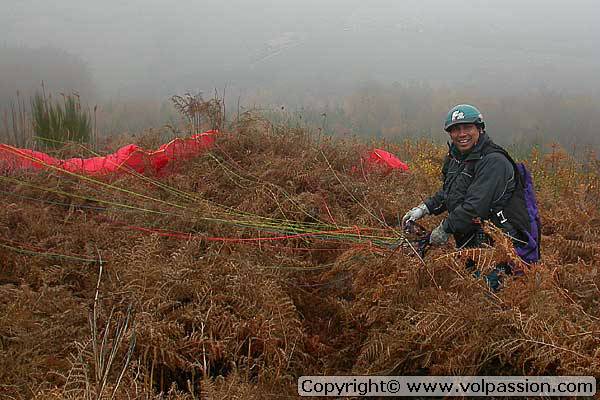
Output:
top-left (0, 242), bottom-right (101, 263)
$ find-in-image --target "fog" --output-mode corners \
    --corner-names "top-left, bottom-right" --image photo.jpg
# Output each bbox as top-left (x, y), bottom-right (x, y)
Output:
top-left (2, 0), bottom-right (600, 145)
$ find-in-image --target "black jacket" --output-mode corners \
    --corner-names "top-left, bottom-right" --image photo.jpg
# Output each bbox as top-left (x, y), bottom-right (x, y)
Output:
top-left (424, 133), bottom-right (516, 247)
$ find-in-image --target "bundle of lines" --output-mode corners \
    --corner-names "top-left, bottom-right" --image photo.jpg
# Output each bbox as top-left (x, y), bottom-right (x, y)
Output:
top-left (0, 151), bottom-right (407, 261)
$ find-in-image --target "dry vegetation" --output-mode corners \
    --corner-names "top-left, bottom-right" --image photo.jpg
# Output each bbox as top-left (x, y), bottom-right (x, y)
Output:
top-left (1, 113), bottom-right (599, 399)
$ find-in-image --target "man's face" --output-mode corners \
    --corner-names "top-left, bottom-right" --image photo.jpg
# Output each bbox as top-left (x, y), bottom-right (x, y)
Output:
top-left (448, 123), bottom-right (480, 153)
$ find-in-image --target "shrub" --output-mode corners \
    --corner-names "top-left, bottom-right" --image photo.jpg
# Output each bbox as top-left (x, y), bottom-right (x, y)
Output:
top-left (31, 91), bottom-right (91, 147)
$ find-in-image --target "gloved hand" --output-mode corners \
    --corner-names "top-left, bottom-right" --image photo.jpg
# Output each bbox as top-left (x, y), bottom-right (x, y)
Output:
top-left (401, 203), bottom-right (429, 229)
top-left (429, 221), bottom-right (451, 245)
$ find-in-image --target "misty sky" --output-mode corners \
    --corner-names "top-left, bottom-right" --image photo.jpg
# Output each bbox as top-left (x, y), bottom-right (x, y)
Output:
top-left (2, 0), bottom-right (600, 100)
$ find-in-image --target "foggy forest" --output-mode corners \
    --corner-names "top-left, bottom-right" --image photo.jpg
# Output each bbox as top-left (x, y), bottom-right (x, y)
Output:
top-left (2, 0), bottom-right (600, 147)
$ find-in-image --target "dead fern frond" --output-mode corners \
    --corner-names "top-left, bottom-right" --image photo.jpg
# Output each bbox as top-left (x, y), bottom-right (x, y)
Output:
top-left (62, 342), bottom-right (93, 400)
top-left (354, 332), bottom-right (388, 368)
top-left (434, 247), bottom-right (497, 274)
top-left (560, 238), bottom-right (598, 262)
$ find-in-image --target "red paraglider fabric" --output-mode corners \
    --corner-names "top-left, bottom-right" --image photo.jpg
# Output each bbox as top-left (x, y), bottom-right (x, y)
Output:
top-left (0, 130), bottom-right (216, 176)
top-left (366, 148), bottom-right (409, 171)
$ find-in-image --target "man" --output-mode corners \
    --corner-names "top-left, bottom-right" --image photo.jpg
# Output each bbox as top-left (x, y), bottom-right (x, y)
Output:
top-left (402, 104), bottom-right (531, 289)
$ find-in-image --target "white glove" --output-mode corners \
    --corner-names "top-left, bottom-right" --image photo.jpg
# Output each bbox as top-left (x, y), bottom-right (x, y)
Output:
top-left (429, 221), bottom-right (451, 245)
top-left (401, 203), bottom-right (429, 228)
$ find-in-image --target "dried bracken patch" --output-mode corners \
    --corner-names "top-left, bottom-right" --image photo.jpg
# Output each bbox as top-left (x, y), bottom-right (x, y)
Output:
top-left (1, 115), bottom-right (599, 398)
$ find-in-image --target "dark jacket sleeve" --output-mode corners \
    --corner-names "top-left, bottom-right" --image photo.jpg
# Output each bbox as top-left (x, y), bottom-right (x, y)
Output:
top-left (442, 153), bottom-right (514, 234)
top-left (425, 189), bottom-right (447, 215)
top-left (424, 156), bottom-right (449, 215)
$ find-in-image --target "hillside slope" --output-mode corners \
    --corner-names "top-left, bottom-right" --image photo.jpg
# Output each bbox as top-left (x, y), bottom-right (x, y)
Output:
top-left (1, 116), bottom-right (599, 398)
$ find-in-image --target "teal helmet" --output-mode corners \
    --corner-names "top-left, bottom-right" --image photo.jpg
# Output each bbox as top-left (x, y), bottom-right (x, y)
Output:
top-left (444, 104), bottom-right (485, 132)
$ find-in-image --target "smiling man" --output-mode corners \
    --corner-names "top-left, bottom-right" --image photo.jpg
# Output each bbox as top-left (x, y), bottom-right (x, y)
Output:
top-left (401, 104), bottom-right (533, 290)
